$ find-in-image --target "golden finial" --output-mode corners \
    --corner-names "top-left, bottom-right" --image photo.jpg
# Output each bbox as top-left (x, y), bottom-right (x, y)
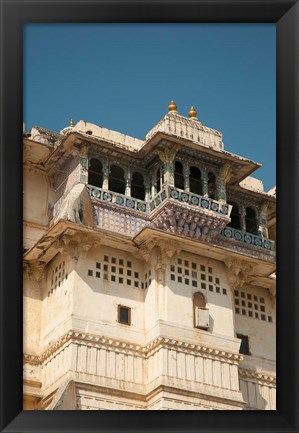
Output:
top-left (168, 100), bottom-right (177, 112)
top-left (70, 118), bottom-right (74, 127)
top-left (188, 106), bottom-right (197, 118)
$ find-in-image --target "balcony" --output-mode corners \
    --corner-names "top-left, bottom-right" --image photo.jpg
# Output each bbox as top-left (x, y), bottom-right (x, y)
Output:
top-left (220, 226), bottom-right (275, 251)
top-left (87, 185), bottom-right (147, 213)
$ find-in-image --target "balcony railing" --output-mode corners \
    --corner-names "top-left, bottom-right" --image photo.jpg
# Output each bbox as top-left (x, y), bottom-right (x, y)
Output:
top-left (149, 186), bottom-right (232, 217)
top-left (221, 227), bottom-right (275, 251)
top-left (87, 185), bottom-right (147, 213)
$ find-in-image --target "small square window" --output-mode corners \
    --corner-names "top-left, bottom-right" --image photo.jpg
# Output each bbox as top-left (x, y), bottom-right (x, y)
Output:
top-left (88, 270), bottom-right (93, 276)
top-left (171, 274), bottom-right (175, 281)
top-left (96, 271), bottom-right (101, 278)
top-left (111, 257), bottom-right (117, 264)
top-left (178, 258), bottom-right (182, 264)
top-left (104, 264), bottom-right (108, 272)
top-left (241, 292), bottom-right (245, 298)
top-left (208, 276), bottom-right (213, 282)
top-left (254, 304), bottom-right (258, 310)
top-left (192, 280), bottom-right (197, 287)
top-left (260, 297), bottom-right (265, 303)
top-left (104, 273), bottom-right (108, 280)
top-left (185, 278), bottom-right (189, 285)
top-left (149, 278), bottom-right (151, 285)
top-left (127, 261), bottom-right (132, 268)
top-left (248, 302), bottom-right (252, 308)
top-left (268, 316), bottom-right (272, 322)
top-left (134, 272), bottom-right (139, 278)
top-left (134, 281), bottom-right (139, 288)
top-left (209, 285), bottom-right (213, 292)
top-left (235, 307), bottom-right (240, 314)
top-left (145, 282), bottom-right (148, 289)
top-left (119, 267), bottom-right (124, 275)
top-left (260, 305), bottom-right (265, 312)
top-left (254, 295), bottom-right (258, 301)
top-left (118, 305), bottom-right (131, 325)
top-left (215, 278), bottom-right (220, 284)
top-left (192, 271), bottom-right (197, 278)
top-left (242, 309), bottom-right (246, 315)
top-left (255, 312), bottom-right (259, 319)
top-left (119, 259), bottom-right (124, 266)
top-left (127, 270), bottom-right (132, 276)
top-left (216, 287), bottom-right (220, 293)
top-left (248, 311), bottom-right (253, 317)
top-left (247, 293), bottom-right (252, 300)
top-left (127, 279), bottom-right (131, 285)
top-left (141, 282), bottom-right (144, 289)
top-left (185, 269), bottom-right (190, 276)
top-left (111, 266), bottom-right (116, 273)
top-left (201, 282), bottom-right (206, 289)
top-left (235, 298), bottom-right (239, 305)
top-left (192, 262), bottom-right (197, 269)
top-left (104, 255), bottom-right (109, 262)
top-left (201, 274), bottom-right (206, 280)
top-left (170, 265), bottom-right (175, 272)
top-left (208, 267), bottom-right (212, 274)
top-left (111, 275), bottom-right (116, 282)
top-left (222, 288), bottom-right (227, 295)
top-left (200, 265), bottom-right (205, 271)
top-left (96, 262), bottom-right (101, 269)
top-left (241, 300), bottom-right (246, 307)
top-left (234, 290), bottom-right (239, 296)
top-left (237, 334), bottom-right (250, 355)
top-left (178, 267), bottom-right (182, 274)
top-left (261, 314), bottom-right (266, 321)
top-left (184, 260), bottom-right (189, 267)
top-left (178, 276), bottom-right (182, 283)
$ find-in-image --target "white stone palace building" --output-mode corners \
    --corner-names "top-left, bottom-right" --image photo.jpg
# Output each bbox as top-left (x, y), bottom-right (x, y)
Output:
top-left (23, 101), bottom-right (276, 410)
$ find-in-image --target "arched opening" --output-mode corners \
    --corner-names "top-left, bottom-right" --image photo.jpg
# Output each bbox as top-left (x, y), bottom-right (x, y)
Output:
top-left (88, 158), bottom-right (103, 188)
top-left (208, 172), bottom-right (217, 200)
top-left (245, 207), bottom-right (258, 235)
top-left (174, 161), bottom-right (184, 190)
top-left (228, 202), bottom-right (241, 230)
top-left (189, 166), bottom-right (202, 195)
top-left (193, 292), bottom-right (206, 309)
top-left (108, 165), bottom-right (125, 195)
top-left (131, 172), bottom-right (145, 200)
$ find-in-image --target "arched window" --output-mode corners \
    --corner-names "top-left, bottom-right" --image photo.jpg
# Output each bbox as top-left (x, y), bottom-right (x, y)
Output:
top-left (131, 172), bottom-right (145, 200)
top-left (108, 165), bottom-right (125, 195)
top-left (208, 172), bottom-right (217, 200)
top-left (228, 202), bottom-right (241, 230)
top-left (193, 292), bottom-right (206, 309)
top-left (174, 161), bottom-right (184, 190)
top-left (88, 158), bottom-right (103, 188)
top-left (245, 207), bottom-right (258, 235)
top-left (189, 166), bottom-right (202, 195)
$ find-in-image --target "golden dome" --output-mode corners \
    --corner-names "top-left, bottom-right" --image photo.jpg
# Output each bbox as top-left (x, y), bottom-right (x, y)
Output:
top-left (168, 100), bottom-right (177, 112)
top-left (188, 106), bottom-right (197, 118)
top-left (70, 118), bottom-right (74, 127)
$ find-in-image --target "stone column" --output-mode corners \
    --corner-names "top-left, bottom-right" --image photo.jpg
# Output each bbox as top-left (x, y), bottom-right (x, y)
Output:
top-left (145, 176), bottom-right (151, 202)
top-left (218, 162), bottom-right (231, 203)
top-left (155, 144), bottom-right (180, 189)
top-left (239, 205), bottom-right (246, 231)
top-left (102, 159), bottom-right (109, 190)
top-left (125, 166), bottom-right (131, 197)
top-left (202, 167), bottom-right (208, 198)
top-left (151, 173), bottom-right (157, 197)
top-left (217, 177), bottom-right (227, 203)
top-left (258, 202), bottom-right (269, 237)
top-left (78, 145), bottom-right (88, 184)
top-left (183, 162), bottom-right (190, 192)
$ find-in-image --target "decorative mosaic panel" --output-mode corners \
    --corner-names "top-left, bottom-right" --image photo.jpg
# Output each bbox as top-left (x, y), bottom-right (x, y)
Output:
top-left (221, 227), bottom-right (274, 251)
top-left (169, 258), bottom-right (227, 295)
top-left (94, 206), bottom-right (151, 237)
top-left (234, 289), bottom-right (273, 323)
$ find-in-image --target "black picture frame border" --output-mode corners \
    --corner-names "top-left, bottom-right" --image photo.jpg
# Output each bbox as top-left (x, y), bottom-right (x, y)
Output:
top-left (1, 0), bottom-right (298, 432)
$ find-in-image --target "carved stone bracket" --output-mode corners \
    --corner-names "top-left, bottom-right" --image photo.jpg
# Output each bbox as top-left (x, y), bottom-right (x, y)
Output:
top-left (23, 260), bottom-right (47, 282)
top-left (224, 257), bottom-right (254, 290)
top-left (54, 231), bottom-right (101, 261)
top-left (139, 237), bottom-right (181, 266)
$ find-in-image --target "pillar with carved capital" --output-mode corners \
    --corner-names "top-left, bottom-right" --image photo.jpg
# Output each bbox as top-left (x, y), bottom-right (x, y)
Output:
top-left (125, 166), bottom-right (131, 197)
top-left (202, 168), bottom-right (208, 198)
top-left (102, 159), bottom-right (109, 190)
top-left (217, 178), bottom-right (227, 203)
top-left (183, 163), bottom-right (190, 192)
top-left (79, 145), bottom-right (89, 184)
top-left (239, 205), bottom-right (246, 231)
top-left (145, 176), bottom-right (151, 202)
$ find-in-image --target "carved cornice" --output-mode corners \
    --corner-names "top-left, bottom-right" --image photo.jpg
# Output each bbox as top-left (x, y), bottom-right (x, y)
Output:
top-left (24, 331), bottom-right (243, 366)
top-left (23, 260), bottom-right (47, 282)
top-left (239, 368), bottom-right (276, 386)
top-left (53, 231), bottom-right (101, 260)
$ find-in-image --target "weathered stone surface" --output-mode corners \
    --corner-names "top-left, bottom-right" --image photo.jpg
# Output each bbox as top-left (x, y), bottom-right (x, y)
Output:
top-left (53, 183), bottom-right (93, 226)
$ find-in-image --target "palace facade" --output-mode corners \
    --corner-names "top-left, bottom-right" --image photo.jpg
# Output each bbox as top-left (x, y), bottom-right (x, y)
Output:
top-left (23, 101), bottom-right (276, 410)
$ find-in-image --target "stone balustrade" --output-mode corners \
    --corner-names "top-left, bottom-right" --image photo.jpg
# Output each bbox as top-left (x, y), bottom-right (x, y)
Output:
top-left (221, 227), bottom-right (275, 251)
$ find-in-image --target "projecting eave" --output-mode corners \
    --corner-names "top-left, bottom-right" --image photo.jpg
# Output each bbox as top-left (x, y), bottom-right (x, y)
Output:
top-left (140, 131), bottom-right (261, 185)
top-left (229, 184), bottom-right (277, 203)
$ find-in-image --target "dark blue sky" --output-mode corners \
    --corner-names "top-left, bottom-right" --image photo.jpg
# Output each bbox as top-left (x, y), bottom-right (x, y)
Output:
top-left (24, 24), bottom-right (275, 190)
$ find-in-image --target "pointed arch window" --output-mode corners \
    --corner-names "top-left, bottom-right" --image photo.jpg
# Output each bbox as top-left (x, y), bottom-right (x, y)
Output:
top-left (228, 202), bottom-right (241, 230)
top-left (189, 166), bottom-right (202, 195)
top-left (109, 165), bottom-right (125, 195)
top-left (88, 158), bottom-right (103, 188)
top-left (245, 207), bottom-right (258, 235)
top-left (174, 161), bottom-right (184, 190)
top-left (131, 172), bottom-right (145, 200)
